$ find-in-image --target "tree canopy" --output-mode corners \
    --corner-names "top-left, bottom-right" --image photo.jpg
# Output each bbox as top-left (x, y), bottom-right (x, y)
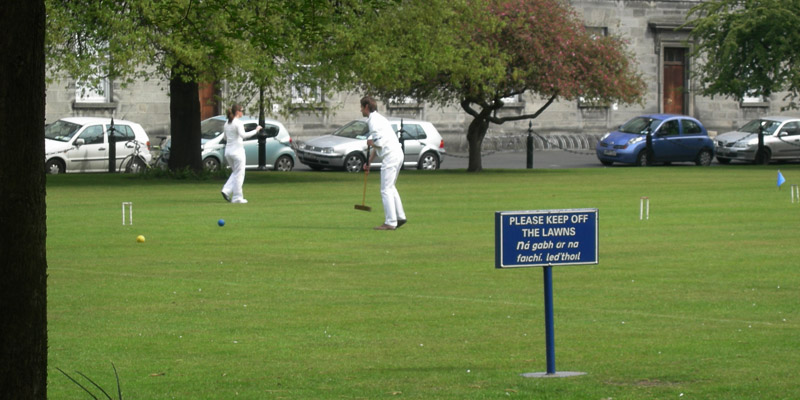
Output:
top-left (45, 0), bottom-right (395, 171)
top-left (688, 0), bottom-right (800, 108)
top-left (346, 0), bottom-right (646, 171)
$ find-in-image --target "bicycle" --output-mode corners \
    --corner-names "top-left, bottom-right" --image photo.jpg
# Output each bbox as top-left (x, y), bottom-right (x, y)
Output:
top-left (118, 139), bottom-right (150, 173)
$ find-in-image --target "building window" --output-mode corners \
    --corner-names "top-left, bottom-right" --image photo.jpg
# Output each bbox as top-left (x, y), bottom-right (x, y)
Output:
top-left (741, 91), bottom-right (768, 107)
top-left (291, 84), bottom-right (322, 104)
top-left (578, 27), bottom-right (612, 109)
top-left (75, 73), bottom-right (111, 104)
top-left (585, 26), bottom-right (608, 40)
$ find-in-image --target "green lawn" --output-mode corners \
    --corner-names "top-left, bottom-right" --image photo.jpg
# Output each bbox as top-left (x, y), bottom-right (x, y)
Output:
top-left (46, 165), bottom-right (800, 399)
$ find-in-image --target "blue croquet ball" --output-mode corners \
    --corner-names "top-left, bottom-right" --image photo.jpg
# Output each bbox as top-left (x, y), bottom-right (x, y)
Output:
top-left (218, 219), bottom-right (225, 227)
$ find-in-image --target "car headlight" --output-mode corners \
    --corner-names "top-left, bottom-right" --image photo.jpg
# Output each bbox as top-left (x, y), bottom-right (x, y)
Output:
top-left (731, 141), bottom-right (751, 149)
top-left (627, 136), bottom-right (644, 145)
top-left (320, 147), bottom-right (335, 154)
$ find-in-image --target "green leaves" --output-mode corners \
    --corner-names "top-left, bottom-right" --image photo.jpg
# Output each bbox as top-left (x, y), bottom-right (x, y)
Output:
top-left (689, 0), bottom-right (800, 105)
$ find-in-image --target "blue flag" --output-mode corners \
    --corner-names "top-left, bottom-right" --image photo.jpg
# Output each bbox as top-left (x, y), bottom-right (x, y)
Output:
top-left (778, 170), bottom-right (786, 187)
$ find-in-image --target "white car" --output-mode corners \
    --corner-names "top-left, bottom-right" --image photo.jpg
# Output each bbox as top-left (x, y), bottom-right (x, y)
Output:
top-left (45, 117), bottom-right (152, 174)
top-left (296, 118), bottom-right (446, 172)
top-left (715, 116), bottom-right (800, 164)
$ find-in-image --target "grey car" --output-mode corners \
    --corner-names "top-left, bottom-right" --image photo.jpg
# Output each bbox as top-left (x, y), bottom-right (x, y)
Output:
top-left (296, 118), bottom-right (446, 172)
top-left (715, 116), bottom-right (800, 164)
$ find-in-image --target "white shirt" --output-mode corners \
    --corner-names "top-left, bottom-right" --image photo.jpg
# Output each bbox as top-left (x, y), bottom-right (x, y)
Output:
top-left (366, 111), bottom-right (401, 158)
top-left (223, 118), bottom-right (258, 155)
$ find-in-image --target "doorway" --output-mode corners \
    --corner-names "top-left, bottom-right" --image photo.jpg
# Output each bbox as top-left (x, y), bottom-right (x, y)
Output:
top-left (663, 47), bottom-right (687, 114)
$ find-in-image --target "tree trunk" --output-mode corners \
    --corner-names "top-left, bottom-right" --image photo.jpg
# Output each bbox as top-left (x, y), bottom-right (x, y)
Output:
top-left (168, 64), bottom-right (203, 173)
top-left (0, 0), bottom-right (48, 398)
top-left (466, 116), bottom-right (490, 172)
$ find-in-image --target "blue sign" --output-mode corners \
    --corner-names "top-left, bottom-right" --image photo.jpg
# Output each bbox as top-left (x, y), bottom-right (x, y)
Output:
top-left (495, 209), bottom-right (598, 268)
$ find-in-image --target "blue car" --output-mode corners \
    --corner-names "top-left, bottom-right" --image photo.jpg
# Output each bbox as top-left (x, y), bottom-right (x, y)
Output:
top-left (595, 114), bottom-right (715, 166)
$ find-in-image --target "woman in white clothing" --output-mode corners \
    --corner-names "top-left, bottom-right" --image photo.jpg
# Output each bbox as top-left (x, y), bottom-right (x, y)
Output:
top-left (221, 104), bottom-right (261, 203)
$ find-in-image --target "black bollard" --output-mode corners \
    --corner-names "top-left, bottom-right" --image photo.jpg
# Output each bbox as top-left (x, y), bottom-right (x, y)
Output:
top-left (526, 121), bottom-right (534, 169)
top-left (257, 132), bottom-right (267, 170)
top-left (108, 118), bottom-right (116, 173)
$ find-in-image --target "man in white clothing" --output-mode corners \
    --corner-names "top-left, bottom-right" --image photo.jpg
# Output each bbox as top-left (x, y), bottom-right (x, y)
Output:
top-left (361, 96), bottom-right (406, 231)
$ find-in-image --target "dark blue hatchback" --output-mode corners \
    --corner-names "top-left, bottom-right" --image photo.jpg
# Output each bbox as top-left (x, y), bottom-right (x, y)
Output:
top-left (595, 114), bottom-right (715, 166)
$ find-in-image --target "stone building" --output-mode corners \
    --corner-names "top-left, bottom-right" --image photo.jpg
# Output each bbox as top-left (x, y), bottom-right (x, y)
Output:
top-left (45, 0), bottom-right (796, 152)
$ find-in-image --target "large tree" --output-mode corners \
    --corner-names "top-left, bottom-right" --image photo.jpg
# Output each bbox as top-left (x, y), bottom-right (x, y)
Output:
top-left (46, 0), bottom-right (403, 172)
top-left (47, 0), bottom-right (245, 173)
top-left (346, 0), bottom-right (646, 171)
top-left (688, 0), bottom-right (800, 107)
top-left (1, 0), bottom-right (48, 398)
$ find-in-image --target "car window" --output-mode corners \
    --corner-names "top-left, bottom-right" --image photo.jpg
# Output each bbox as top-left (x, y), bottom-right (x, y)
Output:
top-left (740, 119), bottom-right (781, 135)
top-left (779, 121), bottom-right (800, 136)
top-left (244, 123), bottom-right (259, 141)
top-left (201, 118), bottom-right (225, 140)
top-left (333, 121), bottom-right (369, 139)
top-left (111, 125), bottom-right (135, 141)
top-left (658, 120), bottom-right (680, 137)
top-left (682, 119), bottom-right (703, 135)
top-left (396, 124), bottom-right (426, 140)
top-left (79, 125), bottom-right (105, 144)
top-left (620, 117), bottom-right (661, 135)
top-left (45, 120), bottom-right (82, 142)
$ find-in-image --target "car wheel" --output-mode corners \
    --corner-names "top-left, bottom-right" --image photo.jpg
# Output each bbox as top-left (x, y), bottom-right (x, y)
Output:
top-left (203, 157), bottom-right (221, 172)
top-left (716, 157), bottom-right (731, 164)
top-left (600, 160), bottom-right (613, 166)
top-left (344, 152), bottom-right (365, 173)
top-left (755, 148), bottom-right (771, 165)
top-left (45, 159), bottom-right (65, 174)
top-left (273, 155), bottom-right (294, 171)
top-left (635, 151), bottom-right (648, 166)
top-left (695, 149), bottom-right (713, 166)
top-left (417, 151), bottom-right (440, 170)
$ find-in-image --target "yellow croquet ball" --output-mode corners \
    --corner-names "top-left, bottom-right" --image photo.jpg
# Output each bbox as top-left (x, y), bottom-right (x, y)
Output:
top-left (136, 235), bottom-right (145, 243)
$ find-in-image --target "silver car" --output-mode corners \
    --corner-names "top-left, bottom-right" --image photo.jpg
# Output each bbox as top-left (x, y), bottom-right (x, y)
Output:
top-left (296, 118), bottom-right (446, 172)
top-left (715, 116), bottom-right (800, 164)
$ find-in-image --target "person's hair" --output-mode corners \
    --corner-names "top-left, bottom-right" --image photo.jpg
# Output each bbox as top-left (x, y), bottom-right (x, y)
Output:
top-left (360, 96), bottom-right (377, 113)
top-left (226, 104), bottom-right (243, 123)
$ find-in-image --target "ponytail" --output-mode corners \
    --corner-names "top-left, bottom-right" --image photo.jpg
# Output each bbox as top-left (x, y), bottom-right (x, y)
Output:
top-left (227, 104), bottom-right (242, 123)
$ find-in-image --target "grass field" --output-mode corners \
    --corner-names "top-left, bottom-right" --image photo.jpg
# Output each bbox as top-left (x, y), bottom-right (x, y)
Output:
top-left (46, 165), bottom-right (800, 399)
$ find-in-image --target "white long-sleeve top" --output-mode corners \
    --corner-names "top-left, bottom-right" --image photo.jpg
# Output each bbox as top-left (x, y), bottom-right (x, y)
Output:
top-left (366, 111), bottom-right (401, 158)
top-left (223, 118), bottom-right (259, 156)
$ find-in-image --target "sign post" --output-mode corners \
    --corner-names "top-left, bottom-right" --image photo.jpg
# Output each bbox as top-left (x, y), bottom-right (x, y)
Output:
top-left (495, 208), bottom-right (598, 378)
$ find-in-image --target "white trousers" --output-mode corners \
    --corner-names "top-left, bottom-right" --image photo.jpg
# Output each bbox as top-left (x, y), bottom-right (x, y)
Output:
top-left (222, 151), bottom-right (247, 201)
top-left (380, 153), bottom-right (405, 226)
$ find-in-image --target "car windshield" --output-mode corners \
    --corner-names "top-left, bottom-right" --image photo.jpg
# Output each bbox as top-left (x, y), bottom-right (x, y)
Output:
top-left (739, 119), bottom-right (781, 135)
top-left (333, 121), bottom-right (369, 139)
top-left (619, 117), bottom-right (662, 135)
top-left (45, 120), bottom-right (82, 142)
top-left (201, 118), bottom-right (226, 140)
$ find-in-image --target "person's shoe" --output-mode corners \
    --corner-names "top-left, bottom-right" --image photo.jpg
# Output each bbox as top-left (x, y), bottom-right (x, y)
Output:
top-left (232, 198), bottom-right (248, 204)
top-left (221, 191), bottom-right (231, 202)
top-left (397, 219), bottom-right (407, 228)
top-left (373, 224), bottom-right (396, 231)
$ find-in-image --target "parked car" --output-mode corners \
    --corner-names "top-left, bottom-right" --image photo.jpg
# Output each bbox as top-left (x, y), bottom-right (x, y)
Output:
top-left (158, 115), bottom-right (296, 171)
top-left (45, 117), bottom-right (152, 174)
top-left (714, 116), bottom-right (800, 164)
top-left (595, 114), bottom-right (715, 166)
top-left (296, 118), bottom-right (446, 172)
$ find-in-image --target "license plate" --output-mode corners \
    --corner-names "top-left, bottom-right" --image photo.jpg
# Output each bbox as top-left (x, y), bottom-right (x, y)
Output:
top-left (603, 150), bottom-right (617, 156)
